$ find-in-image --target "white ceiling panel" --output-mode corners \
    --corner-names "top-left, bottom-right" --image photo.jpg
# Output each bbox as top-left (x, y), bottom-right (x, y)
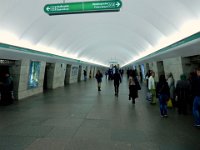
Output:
top-left (0, 0), bottom-right (200, 66)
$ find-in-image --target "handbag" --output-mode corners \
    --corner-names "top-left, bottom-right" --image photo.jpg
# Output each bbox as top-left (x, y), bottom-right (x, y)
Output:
top-left (167, 98), bottom-right (173, 108)
top-left (136, 82), bottom-right (141, 90)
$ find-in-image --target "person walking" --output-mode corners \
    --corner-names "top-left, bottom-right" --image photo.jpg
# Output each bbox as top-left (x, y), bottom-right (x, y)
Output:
top-left (156, 75), bottom-right (170, 117)
top-left (89, 70), bottom-right (92, 78)
top-left (139, 70), bottom-right (143, 83)
top-left (113, 70), bottom-right (121, 97)
top-left (148, 71), bottom-right (156, 104)
top-left (129, 70), bottom-right (139, 104)
top-left (192, 67), bottom-right (200, 127)
top-left (83, 70), bottom-right (87, 81)
top-left (95, 70), bottom-right (103, 91)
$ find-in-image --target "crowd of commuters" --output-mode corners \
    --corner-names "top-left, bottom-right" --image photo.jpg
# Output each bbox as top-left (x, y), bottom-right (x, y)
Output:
top-left (98, 67), bottom-right (141, 103)
top-left (96, 66), bottom-right (200, 127)
top-left (1, 66), bottom-right (200, 127)
top-left (105, 68), bottom-right (124, 80)
top-left (144, 67), bottom-right (200, 126)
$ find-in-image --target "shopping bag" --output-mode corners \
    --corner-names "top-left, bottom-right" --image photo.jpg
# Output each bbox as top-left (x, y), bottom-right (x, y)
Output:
top-left (167, 98), bottom-right (173, 108)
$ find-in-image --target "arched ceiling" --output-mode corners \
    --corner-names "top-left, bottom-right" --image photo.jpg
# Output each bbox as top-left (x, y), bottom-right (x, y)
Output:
top-left (0, 0), bottom-right (200, 67)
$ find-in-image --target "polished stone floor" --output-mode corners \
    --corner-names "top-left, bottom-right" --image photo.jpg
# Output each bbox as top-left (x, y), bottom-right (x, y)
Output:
top-left (0, 77), bottom-right (199, 150)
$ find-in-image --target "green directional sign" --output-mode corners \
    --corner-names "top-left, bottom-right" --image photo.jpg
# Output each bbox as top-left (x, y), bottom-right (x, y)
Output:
top-left (44, 0), bottom-right (122, 15)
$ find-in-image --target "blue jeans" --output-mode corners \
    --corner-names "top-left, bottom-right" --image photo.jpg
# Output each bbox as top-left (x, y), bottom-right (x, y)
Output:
top-left (159, 94), bottom-right (168, 116)
top-left (193, 96), bottom-right (200, 125)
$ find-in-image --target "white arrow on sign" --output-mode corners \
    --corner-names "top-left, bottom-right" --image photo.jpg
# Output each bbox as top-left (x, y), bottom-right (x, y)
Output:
top-left (46, 7), bottom-right (50, 11)
top-left (116, 2), bottom-right (120, 7)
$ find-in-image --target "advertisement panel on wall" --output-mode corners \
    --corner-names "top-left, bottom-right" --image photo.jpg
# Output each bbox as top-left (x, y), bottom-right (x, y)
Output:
top-left (28, 61), bottom-right (41, 88)
top-left (71, 66), bottom-right (78, 77)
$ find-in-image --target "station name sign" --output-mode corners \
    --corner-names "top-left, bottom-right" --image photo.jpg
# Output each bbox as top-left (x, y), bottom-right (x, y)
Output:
top-left (44, 0), bottom-right (122, 15)
top-left (0, 59), bottom-right (15, 65)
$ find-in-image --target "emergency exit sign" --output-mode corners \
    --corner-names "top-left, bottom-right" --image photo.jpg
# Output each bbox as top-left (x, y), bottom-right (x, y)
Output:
top-left (44, 0), bottom-right (122, 15)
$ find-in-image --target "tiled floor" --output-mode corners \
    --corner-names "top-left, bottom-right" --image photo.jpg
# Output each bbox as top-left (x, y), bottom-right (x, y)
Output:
top-left (0, 77), bottom-right (199, 150)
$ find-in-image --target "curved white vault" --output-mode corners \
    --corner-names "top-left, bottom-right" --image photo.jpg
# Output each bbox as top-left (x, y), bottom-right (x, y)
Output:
top-left (0, 0), bottom-right (200, 67)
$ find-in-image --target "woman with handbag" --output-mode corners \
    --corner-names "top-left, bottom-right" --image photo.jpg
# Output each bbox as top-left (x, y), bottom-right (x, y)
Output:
top-left (128, 70), bottom-right (139, 104)
top-left (167, 73), bottom-right (176, 107)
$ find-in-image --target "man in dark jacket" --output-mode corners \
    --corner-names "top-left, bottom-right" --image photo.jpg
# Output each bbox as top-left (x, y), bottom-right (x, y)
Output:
top-left (95, 70), bottom-right (103, 91)
top-left (175, 74), bottom-right (190, 115)
top-left (113, 70), bottom-right (121, 97)
top-left (193, 67), bottom-right (200, 127)
top-left (83, 70), bottom-right (87, 81)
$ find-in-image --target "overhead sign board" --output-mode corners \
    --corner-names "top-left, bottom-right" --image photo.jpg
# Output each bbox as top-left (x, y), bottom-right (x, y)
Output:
top-left (44, 0), bottom-right (122, 15)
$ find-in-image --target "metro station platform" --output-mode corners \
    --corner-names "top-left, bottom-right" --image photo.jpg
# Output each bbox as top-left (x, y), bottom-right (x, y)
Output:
top-left (0, 77), bottom-right (199, 150)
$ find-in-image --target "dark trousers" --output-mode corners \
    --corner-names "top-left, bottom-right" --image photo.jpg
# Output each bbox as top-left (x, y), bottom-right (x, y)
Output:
top-left (0, 91), bottom-right (13, 105)
top-left (177, 99), bottom-right (187, 115)
top-left (129, 85), bottom-right (138, 99)
top-left (114, 83), bottom-right (119, 95)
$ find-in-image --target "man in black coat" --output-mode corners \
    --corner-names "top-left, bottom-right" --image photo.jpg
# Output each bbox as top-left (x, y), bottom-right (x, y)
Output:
top-left (113, 70), bottom-right (121, 97)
